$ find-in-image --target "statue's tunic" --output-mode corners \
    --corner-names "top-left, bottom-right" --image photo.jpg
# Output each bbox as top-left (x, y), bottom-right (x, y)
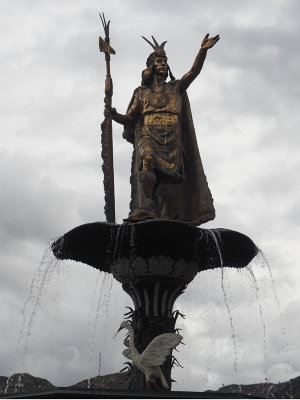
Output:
top-left (122, 78), bottom-right (215, 225)
top-left (126, 81), bottom-right (184, 182)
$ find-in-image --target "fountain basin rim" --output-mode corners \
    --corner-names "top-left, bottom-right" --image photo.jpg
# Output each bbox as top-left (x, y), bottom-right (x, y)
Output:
top-left (51, 219), bottom-right (258, 275)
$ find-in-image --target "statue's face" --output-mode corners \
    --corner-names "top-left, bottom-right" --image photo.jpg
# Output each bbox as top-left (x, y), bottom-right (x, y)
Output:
top-left (153, 56), bottom-right (168, 76)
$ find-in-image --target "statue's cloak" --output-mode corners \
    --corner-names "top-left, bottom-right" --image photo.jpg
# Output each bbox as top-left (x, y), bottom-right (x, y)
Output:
top-left (122, 84), bottom-right (215, 226)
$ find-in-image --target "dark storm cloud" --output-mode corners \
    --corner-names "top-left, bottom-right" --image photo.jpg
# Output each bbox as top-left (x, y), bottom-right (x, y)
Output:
top-left (0, 150), bottom-right (81, 244)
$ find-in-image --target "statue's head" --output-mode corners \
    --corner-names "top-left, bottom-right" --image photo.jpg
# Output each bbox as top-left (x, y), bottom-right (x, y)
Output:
top-left (141, 36), bottom-right (175, 86)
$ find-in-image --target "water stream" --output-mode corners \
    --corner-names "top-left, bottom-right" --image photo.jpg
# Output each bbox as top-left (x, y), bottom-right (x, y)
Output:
top-left (246, 265), bottom-right (268, 381)
top-left (129, 223), bottom-right (136, 275)
top-left (175, 230), bottom-right (287, 392)
top-left (5, 238), bottom-right (62, 393)
top-left (112, 225), bottom-right (122, 265)
top-left (207, 230), bottom-right (239, 379)
top-left (87, 272), bottom-right (109, 388)
top-left (251, 249), bottom-right (289, 374)
top-left (87, 271), bottom-right (115, 388)
top-left (257, 249), bottom-right (285, 340)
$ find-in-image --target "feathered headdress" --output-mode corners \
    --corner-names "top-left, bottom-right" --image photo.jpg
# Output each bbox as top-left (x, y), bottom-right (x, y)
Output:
top-left (142, 35), bottom-right (167, 66)
top-left (141, 35), bottom-right (175, 84)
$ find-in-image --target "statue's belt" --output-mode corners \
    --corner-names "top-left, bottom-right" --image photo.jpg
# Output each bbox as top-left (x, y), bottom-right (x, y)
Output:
top-left (144, 113), bottom-right (178, 126)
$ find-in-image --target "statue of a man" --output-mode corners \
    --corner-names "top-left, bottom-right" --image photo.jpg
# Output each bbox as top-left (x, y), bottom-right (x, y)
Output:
top-left (108, 33), bottom-right (219, 225)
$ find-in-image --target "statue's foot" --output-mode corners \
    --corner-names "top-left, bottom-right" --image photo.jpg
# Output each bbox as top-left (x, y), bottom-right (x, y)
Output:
top-left (124, 198), bottom-right (158, 222)
top-left (125, 207), bottom-right (158, 222)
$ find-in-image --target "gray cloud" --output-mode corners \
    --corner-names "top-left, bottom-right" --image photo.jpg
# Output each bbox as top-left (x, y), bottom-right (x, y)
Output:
top-left (0, 0), bottom-right (299, 392)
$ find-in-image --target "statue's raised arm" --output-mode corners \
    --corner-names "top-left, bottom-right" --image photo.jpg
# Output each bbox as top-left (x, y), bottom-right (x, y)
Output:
top-left (180, 33), bottom-right (220, 92)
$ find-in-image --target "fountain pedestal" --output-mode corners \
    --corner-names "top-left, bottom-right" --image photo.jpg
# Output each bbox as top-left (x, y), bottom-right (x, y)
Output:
top-left (112, 255), bottom-right (198, 391)
top-left (52, 219), bottom-right (258, 392)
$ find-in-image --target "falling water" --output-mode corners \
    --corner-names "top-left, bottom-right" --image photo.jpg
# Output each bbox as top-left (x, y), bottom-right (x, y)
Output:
top-left (5, 237), bottom-right (62, 394)
top-left (173, 228), bottom-right (287, 392)
top-left (193, 229), bottom-right (204, 264)
top-left (251, 248), bottom-right (289, 379)
top-left (87, 272), bottom-right (108, 388)
top-left (246, 265), bottom-right (268, 381)
top-left (87, 223), bottom-right (134, 387)
top-left (87, 271), bottom-right (115, 388)
top-left (118, 223), bottom-right (128, 257)
top-left (107, 224), bottom-right (115, 264)
top-left (88, 270), bottom-right (103, 326)
top-left (103, 275), bottom-right (114, 320)
top-left (112, 225), bottom-right (122, 265)
top-left (257, 249), bottom-right (285, 340)
top-left (87, 268), bottom-right (104, 366)
top-left (207, 230), bottom-right (239, 379)
top-left (129, 223), bottom-right (136, 274)
top-left (108, 222), bottom-right (136, 273)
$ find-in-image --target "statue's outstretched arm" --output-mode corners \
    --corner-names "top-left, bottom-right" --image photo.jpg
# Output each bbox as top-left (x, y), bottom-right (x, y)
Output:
top-left (110, 109), bottom-right (132, 125)
top-left (105, 92), bottom-right (140, 125)
top-left (180, 34), bottom-right (220, 91)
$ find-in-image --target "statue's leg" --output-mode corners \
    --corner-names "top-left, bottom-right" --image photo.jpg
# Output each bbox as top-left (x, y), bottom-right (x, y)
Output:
top-left (127, 153), bottom-right (158, 221)
top-left (141, 154), bottom-right (155, 189)
top-left (156, 182), bottom-right (180, 220)
top-left (139, 154), bottom-right (157, 214)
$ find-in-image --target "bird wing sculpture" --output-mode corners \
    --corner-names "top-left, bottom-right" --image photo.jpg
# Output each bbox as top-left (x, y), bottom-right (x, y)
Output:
top-left (140, 333), bottom-right (182, 367)
top-left (115, 321), bottom-right (183, 391)
top-left (122, 348), bottom-right (132, 360)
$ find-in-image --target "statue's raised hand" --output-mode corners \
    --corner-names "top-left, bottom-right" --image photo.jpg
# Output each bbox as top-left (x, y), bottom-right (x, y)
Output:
top-left (201, 33), bottom-right (220, 49)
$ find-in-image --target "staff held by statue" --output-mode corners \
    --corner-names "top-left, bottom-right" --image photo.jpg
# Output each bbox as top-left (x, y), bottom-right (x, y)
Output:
top-left (99, 13), bottom-right (116, 223)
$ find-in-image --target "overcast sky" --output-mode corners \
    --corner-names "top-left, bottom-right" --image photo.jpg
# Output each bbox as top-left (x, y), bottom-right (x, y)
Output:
top-left (0, 0), bottom-right (299, 393)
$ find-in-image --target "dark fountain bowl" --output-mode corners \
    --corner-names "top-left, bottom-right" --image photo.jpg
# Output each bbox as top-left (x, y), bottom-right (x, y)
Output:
top-left (51, 219), bottom-right (258, 277)
top-left (51, 218), bottom-right (259, 320)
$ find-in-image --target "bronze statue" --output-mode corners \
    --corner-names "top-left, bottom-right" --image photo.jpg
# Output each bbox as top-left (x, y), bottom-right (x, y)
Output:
top-left (106, 33), bottom-right (220, 225)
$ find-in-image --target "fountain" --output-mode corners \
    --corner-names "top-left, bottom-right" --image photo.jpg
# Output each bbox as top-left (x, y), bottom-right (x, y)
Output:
top-left (50, 15), bottom-right (259, 393)
top-left (52, 221), bottom-right (257, 391)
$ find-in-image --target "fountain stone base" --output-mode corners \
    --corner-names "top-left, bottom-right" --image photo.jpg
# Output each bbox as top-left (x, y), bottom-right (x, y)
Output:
top-left (52, 219), bottom-right (258, 392)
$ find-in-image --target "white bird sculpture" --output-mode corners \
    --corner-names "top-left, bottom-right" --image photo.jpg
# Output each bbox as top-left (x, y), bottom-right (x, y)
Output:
top-left (115, 320), bottom-right (182, 391)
